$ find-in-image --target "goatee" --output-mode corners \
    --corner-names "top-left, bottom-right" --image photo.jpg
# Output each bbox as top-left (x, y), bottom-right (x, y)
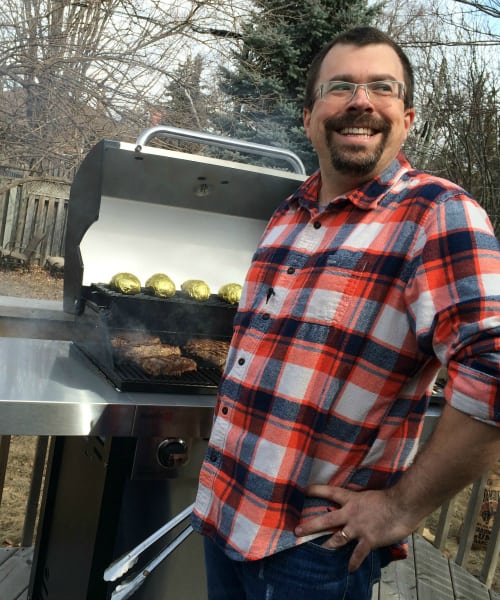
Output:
top-left (324, 114), bottom-right (390, 176)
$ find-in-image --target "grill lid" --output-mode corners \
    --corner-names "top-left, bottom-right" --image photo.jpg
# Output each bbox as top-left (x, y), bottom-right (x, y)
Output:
top-left (64, 127), bottom-right (307, 314)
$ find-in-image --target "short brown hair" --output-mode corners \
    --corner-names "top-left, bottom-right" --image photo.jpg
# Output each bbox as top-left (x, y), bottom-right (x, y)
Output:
top-left (304, 27), bottom-right (414, 111)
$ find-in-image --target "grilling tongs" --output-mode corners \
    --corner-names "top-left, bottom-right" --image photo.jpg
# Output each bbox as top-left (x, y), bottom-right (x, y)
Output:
top-left (104, 502), bottom-right (194, 600)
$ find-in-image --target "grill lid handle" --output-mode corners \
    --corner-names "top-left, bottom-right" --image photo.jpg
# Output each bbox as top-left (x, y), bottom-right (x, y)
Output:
top-left (135, 125), bottom-right (307, 175)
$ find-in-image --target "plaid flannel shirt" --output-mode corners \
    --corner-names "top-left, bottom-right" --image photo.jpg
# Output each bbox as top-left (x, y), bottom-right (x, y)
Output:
top-left (192, 153), bottom-right (500, 562)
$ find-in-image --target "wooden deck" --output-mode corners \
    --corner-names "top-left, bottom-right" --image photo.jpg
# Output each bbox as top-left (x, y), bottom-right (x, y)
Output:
top-left (0, 546), bottom-right (31, 600)
top-left (0, 536), bottom-right (498, 599)
top-left (372, 534), bottom-right (500, 599)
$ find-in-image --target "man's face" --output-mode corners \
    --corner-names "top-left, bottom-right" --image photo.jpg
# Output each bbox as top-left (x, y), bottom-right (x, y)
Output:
top-left (304, 43), bottom-right (415, 181)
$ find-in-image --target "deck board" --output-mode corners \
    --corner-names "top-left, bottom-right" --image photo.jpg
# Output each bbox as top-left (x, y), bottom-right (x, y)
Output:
top-left (414, 533), bottom-right (456, 598)
top-left (0, 547), bottom-right (32, 600)
top-left (377, 535), bottom-right (418, 599)
top-left (373, 533), bottom-right (497, 600)
top-left (449, 561), bottom-right (490, 599)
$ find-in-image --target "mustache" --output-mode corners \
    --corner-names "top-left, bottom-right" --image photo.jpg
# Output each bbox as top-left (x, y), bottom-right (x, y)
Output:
top-left (324, 114), bottom-right (390, 134)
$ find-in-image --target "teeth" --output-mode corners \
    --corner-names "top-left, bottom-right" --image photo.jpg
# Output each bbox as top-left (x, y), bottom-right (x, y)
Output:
top-left (339, 127), bottom-right (375, 135)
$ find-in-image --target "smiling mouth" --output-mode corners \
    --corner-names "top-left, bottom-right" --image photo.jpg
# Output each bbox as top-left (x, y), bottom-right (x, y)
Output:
top-left (338, 127), bottom-right (378, 136)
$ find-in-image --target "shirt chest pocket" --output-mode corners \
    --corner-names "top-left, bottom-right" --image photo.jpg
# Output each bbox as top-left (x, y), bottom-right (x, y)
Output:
top-left (301, 253), bottom-right (370, 325)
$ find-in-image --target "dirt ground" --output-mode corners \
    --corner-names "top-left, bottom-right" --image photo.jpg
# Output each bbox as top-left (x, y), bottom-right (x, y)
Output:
top-left (0, 266), bottom-right (498, 590)
top-left (0, 265), bottom-right (63, 301)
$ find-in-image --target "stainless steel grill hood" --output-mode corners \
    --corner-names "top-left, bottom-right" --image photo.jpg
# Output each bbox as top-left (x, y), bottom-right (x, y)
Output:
top-left (64, 126), bottom-right (306, 314)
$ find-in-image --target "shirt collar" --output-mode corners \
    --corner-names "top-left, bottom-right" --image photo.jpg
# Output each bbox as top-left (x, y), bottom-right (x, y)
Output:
top-left (287, 152), bottom-right (412, 212)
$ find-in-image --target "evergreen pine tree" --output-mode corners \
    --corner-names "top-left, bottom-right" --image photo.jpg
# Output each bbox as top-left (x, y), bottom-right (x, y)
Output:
top-left (213, 1), bottom-right (382, 173)
top-left (167, 55), bottom-right (207, 131)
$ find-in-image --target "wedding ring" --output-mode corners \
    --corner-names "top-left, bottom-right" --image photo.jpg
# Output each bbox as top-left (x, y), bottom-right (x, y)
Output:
top-left (339, 529), bottom-right (351, 543)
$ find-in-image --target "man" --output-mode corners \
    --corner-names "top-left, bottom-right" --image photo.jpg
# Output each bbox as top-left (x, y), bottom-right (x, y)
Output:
top-left (192, 26), bottom-right (500, 599)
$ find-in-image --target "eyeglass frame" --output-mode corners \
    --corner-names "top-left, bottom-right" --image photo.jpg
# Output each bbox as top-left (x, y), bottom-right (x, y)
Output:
top-left (316, 80), bottom-right (406, 104)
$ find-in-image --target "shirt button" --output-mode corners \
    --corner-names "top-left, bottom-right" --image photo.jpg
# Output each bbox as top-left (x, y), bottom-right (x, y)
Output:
top-left (313, 221), bottom-right (321, 229)
top-left (238, 357), bottom-right (245, 365)
top-left (262, 313), bottom-right (270, 320)
top-left (287, 267), bottom-right (295, 274)
top-left (221, 406), bottom-right (228, 415)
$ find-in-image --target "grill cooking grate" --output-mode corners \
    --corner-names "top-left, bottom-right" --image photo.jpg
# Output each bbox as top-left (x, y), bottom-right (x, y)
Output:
top-left (73, 282), bottom-right (236, 393)
top-left (76, 343), bottom-right (222, 393)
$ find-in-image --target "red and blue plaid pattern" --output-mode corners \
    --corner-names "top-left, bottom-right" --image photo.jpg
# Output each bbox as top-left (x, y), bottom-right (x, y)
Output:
top-left (193, 153), bottom-right (500, 561)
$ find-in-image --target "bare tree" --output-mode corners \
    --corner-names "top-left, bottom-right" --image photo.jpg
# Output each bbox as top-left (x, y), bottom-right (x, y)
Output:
top-left (375, 0), bottom-right (500, 234)
top-left (0, 0), bottom-right (231, 180)
top-left (453, 0), bottom-right (500, 19)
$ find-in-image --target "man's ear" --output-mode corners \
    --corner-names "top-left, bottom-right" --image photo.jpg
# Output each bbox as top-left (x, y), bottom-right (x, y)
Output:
top-left (303, 107), bottom-right (312, 140)
top-left (403, 107), bottom-right (416, 139)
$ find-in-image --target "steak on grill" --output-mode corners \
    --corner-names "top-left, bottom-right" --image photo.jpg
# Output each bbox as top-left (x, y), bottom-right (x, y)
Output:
top-left (140, 355), bottom-right (198, 377)
top-left (110, 331), bottom-right (197, 377)
top-left (120, 343), bottom-right (181, 361)
top-left (183, 338), bottom-right (230, 369)
top-left (111, 332), bottom-right (162, 349)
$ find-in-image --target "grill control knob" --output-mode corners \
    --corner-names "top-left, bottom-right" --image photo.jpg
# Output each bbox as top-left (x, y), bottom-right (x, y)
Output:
top-left (157, 438), bottom-right (189, 469)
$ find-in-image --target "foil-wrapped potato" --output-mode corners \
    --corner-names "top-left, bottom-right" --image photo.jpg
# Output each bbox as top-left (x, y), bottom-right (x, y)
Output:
top-left (109, 272), bottom-right (142, 295)
top-left (181, 279), bottom-right (211, 301)
top-left (145, 273), bottom-right (176, 298)
top-left (218, 283), bottom-right (242, 304)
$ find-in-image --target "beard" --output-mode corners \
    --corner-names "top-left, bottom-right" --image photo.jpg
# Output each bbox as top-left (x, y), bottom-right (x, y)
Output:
top-left (324, 114), bottom-right (391, 176)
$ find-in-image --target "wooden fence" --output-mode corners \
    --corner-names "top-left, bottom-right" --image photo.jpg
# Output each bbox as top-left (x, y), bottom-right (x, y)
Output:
top-left (0, 182), bottom-right (69, 265)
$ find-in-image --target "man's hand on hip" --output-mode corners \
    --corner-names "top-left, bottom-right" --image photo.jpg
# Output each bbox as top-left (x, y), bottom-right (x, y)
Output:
top-left (295, 484), bottom-right (417, 572)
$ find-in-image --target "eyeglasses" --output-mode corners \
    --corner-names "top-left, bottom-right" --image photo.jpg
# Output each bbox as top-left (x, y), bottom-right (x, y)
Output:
top-left (316, 80), bottom-right (405, 104)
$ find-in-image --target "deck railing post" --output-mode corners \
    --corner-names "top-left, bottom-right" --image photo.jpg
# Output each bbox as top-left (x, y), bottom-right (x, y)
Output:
top-left (0, 436), bottom-right (11, 508)
top-left (480, 497), bottom-right (500, 588)
top-left (434, 496), bottom-right (455, 552)
top-left (455, 474), bottom-right (488, 566)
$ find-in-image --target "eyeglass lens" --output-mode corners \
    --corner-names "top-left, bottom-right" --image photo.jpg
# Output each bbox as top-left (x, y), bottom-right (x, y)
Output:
top-left (318, 81), bottom-right (403, 102)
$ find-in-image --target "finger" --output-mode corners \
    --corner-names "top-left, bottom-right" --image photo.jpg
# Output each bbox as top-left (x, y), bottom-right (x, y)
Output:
top-left (348, 539), bottom-right (371, 573)
top-left (305, 484), bottom-right (354, 506)
top-left (294, 508), bottom-right (344, 537)
top-left (322, 527), bottom-right (355, 549)
top-left (338, 527), bottom-right (353, 545)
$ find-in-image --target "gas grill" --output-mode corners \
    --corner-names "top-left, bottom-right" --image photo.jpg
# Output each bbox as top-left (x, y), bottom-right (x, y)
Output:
top-left (25, 126), bottom-right (307, 600)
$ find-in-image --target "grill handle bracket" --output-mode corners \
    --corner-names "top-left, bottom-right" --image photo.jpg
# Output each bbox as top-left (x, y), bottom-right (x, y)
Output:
top-left (135, 125), bottom-right (307, 175)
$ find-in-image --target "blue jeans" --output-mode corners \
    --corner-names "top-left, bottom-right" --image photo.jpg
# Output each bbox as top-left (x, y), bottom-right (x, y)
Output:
top-left (203, 536), bottom-right (387, 599)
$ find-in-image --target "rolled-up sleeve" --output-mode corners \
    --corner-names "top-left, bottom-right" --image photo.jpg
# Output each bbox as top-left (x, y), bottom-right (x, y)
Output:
top-left (407, 192), bottom-right (500, 426)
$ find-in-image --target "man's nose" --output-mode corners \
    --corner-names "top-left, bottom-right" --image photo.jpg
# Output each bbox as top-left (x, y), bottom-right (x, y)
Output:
top-left (347, 84), bottom-right (374, 109)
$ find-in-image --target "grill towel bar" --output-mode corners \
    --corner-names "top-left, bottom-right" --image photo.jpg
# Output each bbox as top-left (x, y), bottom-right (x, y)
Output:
top-left (104, 502), bottom-right (194, 583)
top-left (110, 525), bottom-right (194, 600)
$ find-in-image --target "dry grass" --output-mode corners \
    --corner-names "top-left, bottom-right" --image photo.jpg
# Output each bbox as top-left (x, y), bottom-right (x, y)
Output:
top-left (0, 265), bottom-right (63, 301)
top-left (0, 436), bottom-right (38, 545)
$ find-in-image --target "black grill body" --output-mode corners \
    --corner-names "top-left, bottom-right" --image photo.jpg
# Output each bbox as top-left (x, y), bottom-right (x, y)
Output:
top-left (74, 284), bottom-right (236, 393)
